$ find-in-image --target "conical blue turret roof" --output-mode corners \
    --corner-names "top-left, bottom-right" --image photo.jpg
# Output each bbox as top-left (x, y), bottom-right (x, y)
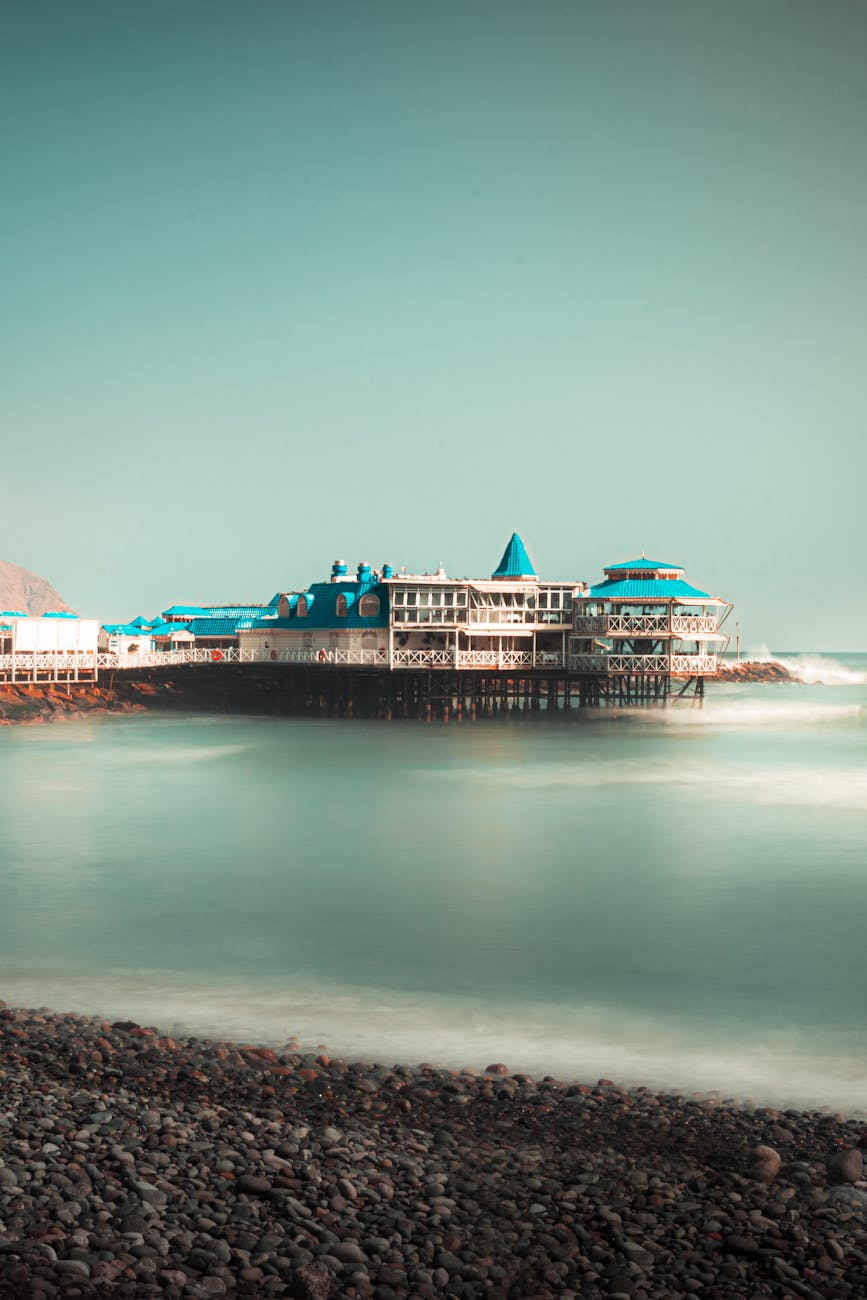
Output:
top-left (492, 532), bottom-right (536, 579)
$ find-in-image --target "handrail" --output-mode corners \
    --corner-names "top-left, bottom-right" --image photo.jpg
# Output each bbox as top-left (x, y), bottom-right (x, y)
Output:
top-left (1, 646), bottom-right (717, 680)
top-left (573, 614), bottom-right (719, 636)
top-left (569, 652), bottom-right (719, 675)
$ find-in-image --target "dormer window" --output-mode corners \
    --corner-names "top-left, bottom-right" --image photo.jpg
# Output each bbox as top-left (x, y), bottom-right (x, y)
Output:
top-left (336, 594), bottom-right (348, 617)
top-left (358, 594), bottom-right (380, 618)
top-left (296, 598), bottom-right (308, 617)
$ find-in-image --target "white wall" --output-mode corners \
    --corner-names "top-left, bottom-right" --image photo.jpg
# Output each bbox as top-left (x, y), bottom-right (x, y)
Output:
top-left (13, 618), bottom-right (99, 653)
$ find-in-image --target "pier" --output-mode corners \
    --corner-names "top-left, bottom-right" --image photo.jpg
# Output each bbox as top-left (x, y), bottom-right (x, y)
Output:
top-left (1, 536), bottom-right (730, 709)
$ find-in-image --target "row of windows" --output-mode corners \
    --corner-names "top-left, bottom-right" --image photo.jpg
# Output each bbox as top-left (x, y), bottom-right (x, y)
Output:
top-left (392, 590), bottom-right (468, 608)
top-left (392, 608), bottom-right (569, 626)
top-left (296, 594), bottom-right (381, 618)
top-left (390, 588), bottom-right (571, 610)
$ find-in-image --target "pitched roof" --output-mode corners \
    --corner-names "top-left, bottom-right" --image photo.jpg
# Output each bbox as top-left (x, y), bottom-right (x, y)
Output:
top-left (586, 578), bottom-right (711, 600)
top-left (604, 558), bottom-right (683, 572)
top-left (102, 623), bottom-right (154, 637)
top-left (492, 532), bottom-right (536, 579)
top-left (149, 620), bottom-right (192, 637)
top-left (185, 617), bottom-right (258, 637)
top-left (161, 604), bottom-right (275, 620)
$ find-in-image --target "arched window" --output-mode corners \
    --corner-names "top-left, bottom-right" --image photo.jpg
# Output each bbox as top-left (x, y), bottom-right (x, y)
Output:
top-left (336, 594), bottom-right (348, 616)
top-left (296, 597), bottom-right (308, 618)
top-left (358, 594), bottom-right (380, 618)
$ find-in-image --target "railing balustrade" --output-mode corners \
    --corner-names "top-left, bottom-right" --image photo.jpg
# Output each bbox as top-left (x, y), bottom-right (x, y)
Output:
top-left (574, 614), bottom-right (718, 636)
top-left (569, 652), bottom-right (718, 675)
top-left (671, 616), bottom-right (717, 635)
top-left (391, 649), bottom-right (454, 667)
top-left (1, 644), bottom-right (716, 681)
top-left (671, 654), bottom-right (717, 674)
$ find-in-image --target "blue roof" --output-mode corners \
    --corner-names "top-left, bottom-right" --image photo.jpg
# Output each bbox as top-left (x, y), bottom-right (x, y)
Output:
top-left (492, 532), bottom-right (536, 579)
top-left (0, 610), bottom-right (26, 617)
top-left (161, 604), bottom-right (275, 620)
top-left (44, 611), bottom-right (78, 618)
top-left (149, 620), bottom-right (192, 637)
top-left (604, 558), bottom-right (682, 572)
top-left (586, 579), bottom-right (711, 600)
top-left (185, 617), bottom-right (257, 637)
top-left (129, 615), bottom-right (153, 629)
top-left (249, 580), bottom-right (389, 632)
top-left (103, 623), bottom-right (154, 637)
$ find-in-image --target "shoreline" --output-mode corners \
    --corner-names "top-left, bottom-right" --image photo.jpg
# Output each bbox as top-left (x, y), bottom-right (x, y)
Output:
top-left (2, 1001), bottom-right (867, 1298)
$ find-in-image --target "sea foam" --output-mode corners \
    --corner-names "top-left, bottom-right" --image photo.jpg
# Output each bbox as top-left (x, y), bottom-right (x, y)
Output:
top-left (3, 969), bottom-right (865, 1116)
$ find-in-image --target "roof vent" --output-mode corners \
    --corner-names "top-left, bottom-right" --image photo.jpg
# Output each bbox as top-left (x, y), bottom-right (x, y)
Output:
top-left (331, 559), bottom-right (348, 582)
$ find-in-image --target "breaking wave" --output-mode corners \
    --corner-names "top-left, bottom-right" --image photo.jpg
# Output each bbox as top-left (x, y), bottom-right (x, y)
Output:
top-left (747, 650), bottom-right (867, 686)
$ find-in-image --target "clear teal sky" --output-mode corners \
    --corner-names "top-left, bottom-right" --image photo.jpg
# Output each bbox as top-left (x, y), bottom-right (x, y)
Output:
top-left (3, 2), bottom-right (865, 647)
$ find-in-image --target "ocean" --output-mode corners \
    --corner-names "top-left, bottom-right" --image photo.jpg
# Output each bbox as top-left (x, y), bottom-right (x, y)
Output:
top-left (1, 653), bottom-right (865, 1113)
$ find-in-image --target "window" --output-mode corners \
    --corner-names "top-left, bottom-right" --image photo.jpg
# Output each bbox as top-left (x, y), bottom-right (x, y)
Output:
top-left (296, 598), bottom-right (308, 617)
top-left (358, 594), bottom-right (380, 617)
top-left (336, 594), bottom-right (348, 616)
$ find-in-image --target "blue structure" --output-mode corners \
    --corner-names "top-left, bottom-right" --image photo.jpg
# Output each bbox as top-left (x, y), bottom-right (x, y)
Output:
top-left (492, 532), bottom-right (536, 579)
top-left (250, 562), bottom-right (390, 634)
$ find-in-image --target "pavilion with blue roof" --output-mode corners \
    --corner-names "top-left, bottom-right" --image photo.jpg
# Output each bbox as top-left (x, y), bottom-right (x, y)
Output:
top-left (571, 555), bottom-right (730, 691)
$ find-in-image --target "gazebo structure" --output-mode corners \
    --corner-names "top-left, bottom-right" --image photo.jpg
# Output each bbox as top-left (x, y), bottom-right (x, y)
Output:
top-left (569, 558), bottom-right (731, 703)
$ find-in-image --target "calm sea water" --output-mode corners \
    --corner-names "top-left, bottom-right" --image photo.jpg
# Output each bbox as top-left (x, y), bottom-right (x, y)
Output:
top-left (1, 653), bottom-right (865, 1111)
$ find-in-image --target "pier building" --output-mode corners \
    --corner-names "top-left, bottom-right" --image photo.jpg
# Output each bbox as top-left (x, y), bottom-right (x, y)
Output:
top-left (236, 535), bottom-right (582, 672)
top-left (5, 533), bottom-right (730, 709)
top-left (569, 558), bottom-right (730, 702)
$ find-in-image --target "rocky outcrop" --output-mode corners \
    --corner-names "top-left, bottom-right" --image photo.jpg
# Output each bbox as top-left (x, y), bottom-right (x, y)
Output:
top-left (715, 660), bottom-right (794, 684)
top-left (0, 559), bottom-right (74, 615)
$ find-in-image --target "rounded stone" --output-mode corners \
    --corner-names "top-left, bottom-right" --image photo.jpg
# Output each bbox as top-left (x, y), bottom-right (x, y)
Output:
top-left (749, 1144), bottom-right (781, 1183)
top-left (828, 1147), bottom-right (863, 1184)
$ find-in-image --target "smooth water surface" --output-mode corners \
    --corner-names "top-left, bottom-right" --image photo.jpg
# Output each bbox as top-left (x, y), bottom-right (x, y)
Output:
top-left (1, 653), bottom-right (865, 1110)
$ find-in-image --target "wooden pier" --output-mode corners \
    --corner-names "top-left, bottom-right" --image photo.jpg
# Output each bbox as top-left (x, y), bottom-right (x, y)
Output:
top-left (105, 661), bottom-right (709, 720)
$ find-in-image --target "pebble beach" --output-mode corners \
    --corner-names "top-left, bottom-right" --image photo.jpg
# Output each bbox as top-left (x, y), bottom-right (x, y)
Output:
top-left (2, 1002), bottom-right (867, 1299)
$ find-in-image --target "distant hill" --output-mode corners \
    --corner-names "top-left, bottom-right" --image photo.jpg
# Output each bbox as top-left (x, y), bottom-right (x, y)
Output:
top-left (0, 559), bottom-right (75, 615)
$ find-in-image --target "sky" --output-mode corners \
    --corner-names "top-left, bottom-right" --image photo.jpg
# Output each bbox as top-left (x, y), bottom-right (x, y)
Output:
top-left (3, 1), bottom-right (866, 648)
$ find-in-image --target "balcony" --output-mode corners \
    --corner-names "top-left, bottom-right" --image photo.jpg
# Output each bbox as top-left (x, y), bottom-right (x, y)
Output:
top-left (568, 653), bottom-right (719, 675)
top-left (573, 613), bottom-right (719, 636)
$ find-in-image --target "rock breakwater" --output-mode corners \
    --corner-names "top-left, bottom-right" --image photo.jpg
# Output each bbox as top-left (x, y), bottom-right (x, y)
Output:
top-left (715, 661), bottom-right (794, 684)
top-left (0, 682), bottom-right (176, 726)
top-left (2, 1002), bottom-right (867, 1298)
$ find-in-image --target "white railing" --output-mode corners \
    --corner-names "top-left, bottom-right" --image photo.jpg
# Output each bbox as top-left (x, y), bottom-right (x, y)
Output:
top-left (671, 616), bottom-right (718, 635)
top-left (98, 647), bottom-right (387, 669)
top-left (457, 649), bottom-right (533, 669)
top-left (605, 614), bottom-right (669, 635)
top-left (572, 615), bottom-right (607, 635)
top-left (573, 614), bottom-right (719, 637)
top-left (0, 653), bottom-right (98, 673)
top-left (391, 649), bottom-right (454, 667)
top-left (569, 653), bottom-right (718, 675)
top-left (671, 654), bottom-right (718, 675)
top-left (573, 614), bottom-right (668, 635)
top-left (97, 648), bottom-right (261, 670)
top-left (264, 647), bottom-right (385, 666)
